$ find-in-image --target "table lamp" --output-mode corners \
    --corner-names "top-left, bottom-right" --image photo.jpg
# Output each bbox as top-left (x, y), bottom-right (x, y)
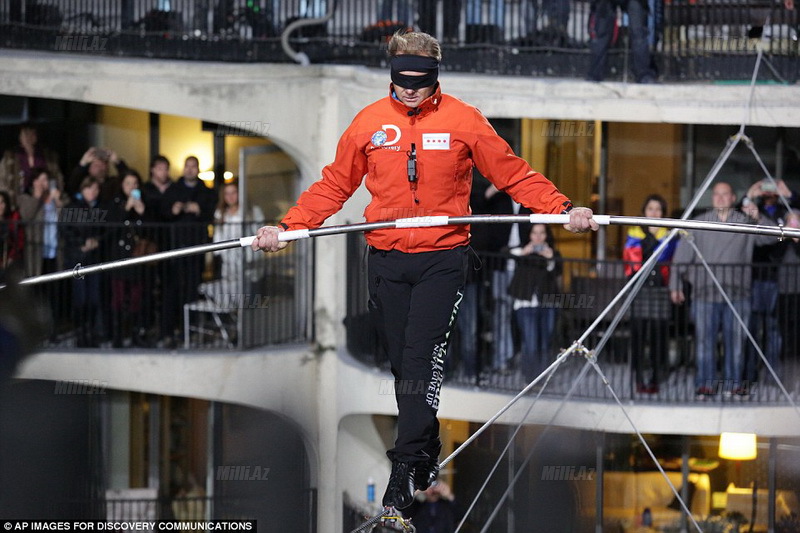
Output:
top-left (719, 432), bottom-right (757, 488)
top-left (719, 432), bottom-right (757, 461)
top-left (719, 432), bottom-right (758, 532)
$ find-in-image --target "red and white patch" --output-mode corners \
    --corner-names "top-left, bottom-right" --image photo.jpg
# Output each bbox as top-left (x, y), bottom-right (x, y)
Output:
top-left (422, 133), bottom-right (450, 150)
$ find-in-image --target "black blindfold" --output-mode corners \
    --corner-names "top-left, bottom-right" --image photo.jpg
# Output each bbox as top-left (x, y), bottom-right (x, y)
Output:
top-left (390, 55), bottom-right (439, 90)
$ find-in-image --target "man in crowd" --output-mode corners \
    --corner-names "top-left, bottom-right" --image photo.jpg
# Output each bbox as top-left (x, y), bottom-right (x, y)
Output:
top-left (670, 181), bottom-right (776, 398)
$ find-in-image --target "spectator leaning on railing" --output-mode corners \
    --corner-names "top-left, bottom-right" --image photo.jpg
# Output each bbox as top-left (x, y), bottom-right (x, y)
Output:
top-left (669, 182), bottom-right (777, 399)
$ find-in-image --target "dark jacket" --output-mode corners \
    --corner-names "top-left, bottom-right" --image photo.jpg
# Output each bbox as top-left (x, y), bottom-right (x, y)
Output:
top-left (61, 197), bottom-right (107, 267)
top-left (107, 193), bottom-right (146, 278)
top-left (160, 177), bottom-right (217, 248)
top-left (507, 248), bottom-right (563, 301)
top-left (140, 180), bottom-right (172, 253)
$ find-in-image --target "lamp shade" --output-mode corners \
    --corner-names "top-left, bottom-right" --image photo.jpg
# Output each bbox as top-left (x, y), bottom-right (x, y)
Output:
top-left (719, 432), bottom-right (757, 460)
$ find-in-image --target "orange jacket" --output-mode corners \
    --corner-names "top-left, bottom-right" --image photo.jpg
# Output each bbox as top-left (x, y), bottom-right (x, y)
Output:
top-left (281, 85), bottom-right (572, 252)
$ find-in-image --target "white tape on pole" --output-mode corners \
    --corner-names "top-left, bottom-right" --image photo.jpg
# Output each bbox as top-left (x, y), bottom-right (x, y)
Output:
top-left (278, 229), bottom-right (311, 241)
top-left (239, 236), bottom-right (256, 247)
top-left (528, 214), bottom-right (570, 224)
top-left (395, 216), bottom-right (451, 228)
top-left (527, 214), bottom-right (611, 225)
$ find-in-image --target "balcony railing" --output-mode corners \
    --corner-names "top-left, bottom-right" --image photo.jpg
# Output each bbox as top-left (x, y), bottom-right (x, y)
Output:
top-left (3, 220), bottom-right (313, 351)
top-left (345, 232), bottom-right (800, 404)
top-left (0, 0), bottom-right (796, 82)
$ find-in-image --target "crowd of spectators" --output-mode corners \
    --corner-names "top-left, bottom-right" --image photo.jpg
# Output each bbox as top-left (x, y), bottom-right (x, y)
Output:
top-left (447, 178), bottom-right (800, 400)
top-left (0, 123), bottom-right (262, 349)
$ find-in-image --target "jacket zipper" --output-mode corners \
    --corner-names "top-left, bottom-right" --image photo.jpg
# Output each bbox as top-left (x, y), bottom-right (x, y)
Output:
top-left (407, 108), bottom-right (421, 249)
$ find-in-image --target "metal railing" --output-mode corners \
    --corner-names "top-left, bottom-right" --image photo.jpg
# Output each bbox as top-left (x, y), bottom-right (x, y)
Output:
top-left (0, 0), bottom-right (796, 81)
top-left (345, 232), bottom-right (800, 404)
top-left (2, 220), bottom-right (314, 351)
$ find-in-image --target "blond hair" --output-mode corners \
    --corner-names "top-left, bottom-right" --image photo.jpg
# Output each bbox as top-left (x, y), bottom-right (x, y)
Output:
top-left (387, 31), bottom-right (442, 61)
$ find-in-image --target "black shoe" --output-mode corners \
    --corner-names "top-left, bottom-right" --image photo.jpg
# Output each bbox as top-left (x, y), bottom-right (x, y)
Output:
top-left (414, 459), bottom-right (439, 491)
top-left (382, 460), bottom-right (416, 510)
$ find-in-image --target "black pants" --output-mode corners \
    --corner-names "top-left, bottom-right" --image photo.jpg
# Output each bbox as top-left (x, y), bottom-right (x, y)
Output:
top-left (368, 246), bottom-right (467, 463)
top-left (588, 0), bottom-right (654, 82)
top-left (418, 0), bottom-right (463, 42)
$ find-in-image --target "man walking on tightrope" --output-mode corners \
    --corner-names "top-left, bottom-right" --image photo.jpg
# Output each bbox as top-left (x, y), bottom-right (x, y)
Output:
top-left (252, 31), bottom-right (598, 510)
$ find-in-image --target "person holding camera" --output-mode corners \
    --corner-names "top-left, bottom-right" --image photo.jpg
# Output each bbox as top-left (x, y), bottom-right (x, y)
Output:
top-left (507, 223), bottom-right (563, 383)
top-left (741, 179), bottom-right (796, 384)
top-left (108, 169), bottom-right (148, 347)
top-left (68, 146), bottom-right (128, 202)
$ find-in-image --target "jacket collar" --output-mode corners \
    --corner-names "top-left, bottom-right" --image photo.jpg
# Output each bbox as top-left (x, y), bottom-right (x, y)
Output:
top-left (389, 83), bottom-right (442, 118)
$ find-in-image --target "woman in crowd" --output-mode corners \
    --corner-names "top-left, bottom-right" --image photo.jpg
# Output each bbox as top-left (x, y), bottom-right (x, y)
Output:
top-left (17, 168), bottom-right (66, 278)
top-left (623, 194), bottom-right (678, 394)
top-left (507, 223), bottom-right (563, 383)
top-left (210, 180), bottom-right (264, 292)
top-left (108, 169), bottom-right (148, 347)
top-left (0, 190), bottom-right (24, 274)
top-left (0, 123), bottom-right (63, 200)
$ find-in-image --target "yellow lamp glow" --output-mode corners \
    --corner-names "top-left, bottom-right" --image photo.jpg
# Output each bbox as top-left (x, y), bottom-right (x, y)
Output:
top-left (719, 432), bottom-right (757, 461)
